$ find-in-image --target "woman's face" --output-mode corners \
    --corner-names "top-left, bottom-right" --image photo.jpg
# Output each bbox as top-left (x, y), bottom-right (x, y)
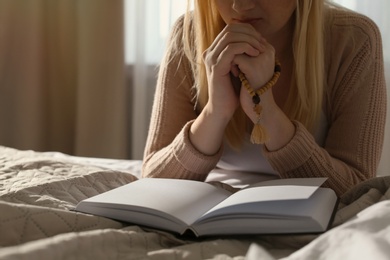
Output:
top-left (214, 0), bottom-right (297, 38)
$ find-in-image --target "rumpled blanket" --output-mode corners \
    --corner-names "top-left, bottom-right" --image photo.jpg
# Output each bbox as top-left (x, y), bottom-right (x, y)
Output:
top-left (0, 146), bottom-right (389, 259)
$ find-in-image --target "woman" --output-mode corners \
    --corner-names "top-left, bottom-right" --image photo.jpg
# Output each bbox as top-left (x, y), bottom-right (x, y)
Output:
top-left (142, 0), bottom-right (386, 196)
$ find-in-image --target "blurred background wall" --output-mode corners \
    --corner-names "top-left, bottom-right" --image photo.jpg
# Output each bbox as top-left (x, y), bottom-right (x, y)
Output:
top-left (0, 0), bottom-right (128, 158)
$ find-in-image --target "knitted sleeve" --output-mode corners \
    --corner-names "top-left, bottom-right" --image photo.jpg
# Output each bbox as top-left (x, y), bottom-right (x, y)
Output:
top-left (142, 17), bottom-right (222, 179)
top-left (264, 10), bottom-right (387, 196)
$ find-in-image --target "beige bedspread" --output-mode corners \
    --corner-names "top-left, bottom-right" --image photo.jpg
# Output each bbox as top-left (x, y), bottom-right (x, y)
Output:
top-left (0, 146), bottom-right (389, 259)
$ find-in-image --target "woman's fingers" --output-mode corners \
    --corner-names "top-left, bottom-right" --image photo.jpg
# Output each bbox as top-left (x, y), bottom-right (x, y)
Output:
top-left (233, 42), bottom-right (275, 73)
top-left (210, 31), bottom-right (264, 58)
top-left (210, 23), bottom-right (263, 50)
top-left (205, 23), bottom-right (265, 63)
top-left (204, 36), bottom-right (264, 72)
top-left (209, 42), bottom-right (264, 75)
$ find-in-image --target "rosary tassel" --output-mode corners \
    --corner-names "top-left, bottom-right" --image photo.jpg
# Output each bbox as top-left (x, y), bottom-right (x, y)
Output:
top-left (250, 122), bottom-right (268, 144)
top-left (250, 104), bottom-right (268, 144)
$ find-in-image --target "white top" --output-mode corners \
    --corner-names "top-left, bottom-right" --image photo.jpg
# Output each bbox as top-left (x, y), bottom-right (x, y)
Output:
top-left (206, 113), bottom-right (329, 187)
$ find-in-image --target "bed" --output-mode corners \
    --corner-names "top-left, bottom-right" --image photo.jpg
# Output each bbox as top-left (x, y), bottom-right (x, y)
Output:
top-left (0, 145), bottom-right (389, 259)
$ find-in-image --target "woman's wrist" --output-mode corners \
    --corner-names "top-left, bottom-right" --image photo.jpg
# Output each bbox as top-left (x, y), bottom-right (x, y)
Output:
top-left (189, 104), bottom-right (230, 155)
top-left (261, 104), bottom-right (295, 151)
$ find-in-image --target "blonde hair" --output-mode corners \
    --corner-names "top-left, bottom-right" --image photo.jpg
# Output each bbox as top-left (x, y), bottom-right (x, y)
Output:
top-left (183, 0), bottom-right (325, 149)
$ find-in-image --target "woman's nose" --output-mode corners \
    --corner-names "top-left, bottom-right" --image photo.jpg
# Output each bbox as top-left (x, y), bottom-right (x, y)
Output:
top-left (232, 0), bottom-right (255, 12)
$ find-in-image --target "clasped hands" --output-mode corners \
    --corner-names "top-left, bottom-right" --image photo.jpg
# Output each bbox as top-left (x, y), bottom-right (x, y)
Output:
top-left (203, 23), bottom-right (277, 124)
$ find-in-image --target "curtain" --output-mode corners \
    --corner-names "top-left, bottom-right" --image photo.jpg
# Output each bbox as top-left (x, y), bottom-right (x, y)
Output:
top-left (0, 0), bottom-right (128, 159)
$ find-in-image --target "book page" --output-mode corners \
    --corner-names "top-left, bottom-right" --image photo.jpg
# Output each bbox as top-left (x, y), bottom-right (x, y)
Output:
top-left (78, 178), bottom-right (232, 226)
top-left (194, 188), bottom-right (337, 236)
top-left (197, 178), bottom-right (328, 221)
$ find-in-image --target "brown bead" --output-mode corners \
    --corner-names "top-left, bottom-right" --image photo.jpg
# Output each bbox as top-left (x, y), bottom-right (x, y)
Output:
top-left (252, 94), bottom-right (260, 104)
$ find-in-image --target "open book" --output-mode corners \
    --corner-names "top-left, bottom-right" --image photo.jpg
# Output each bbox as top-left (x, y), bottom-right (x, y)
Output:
top-left (75, 178), bottom-right (338, 237)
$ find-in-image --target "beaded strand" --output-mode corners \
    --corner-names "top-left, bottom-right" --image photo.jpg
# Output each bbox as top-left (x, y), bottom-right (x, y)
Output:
top-left (238, 59), bottom-right (282, 144)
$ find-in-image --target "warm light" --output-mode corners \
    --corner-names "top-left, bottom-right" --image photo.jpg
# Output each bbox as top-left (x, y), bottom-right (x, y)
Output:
top-left (125, 0), bottom-right (191, 64)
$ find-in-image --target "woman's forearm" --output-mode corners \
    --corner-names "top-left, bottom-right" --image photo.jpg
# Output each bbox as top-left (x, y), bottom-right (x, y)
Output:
top-left (189, 104), bottom-right (231, 155)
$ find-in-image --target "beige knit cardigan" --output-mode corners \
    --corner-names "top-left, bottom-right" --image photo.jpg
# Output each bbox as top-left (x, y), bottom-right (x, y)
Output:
top-left (142, 7), bottom-right (387, 196)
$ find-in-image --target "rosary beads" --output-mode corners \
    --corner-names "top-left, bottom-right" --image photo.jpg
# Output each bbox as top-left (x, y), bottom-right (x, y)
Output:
top-left (238, 60), bottom-right (281, 144)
